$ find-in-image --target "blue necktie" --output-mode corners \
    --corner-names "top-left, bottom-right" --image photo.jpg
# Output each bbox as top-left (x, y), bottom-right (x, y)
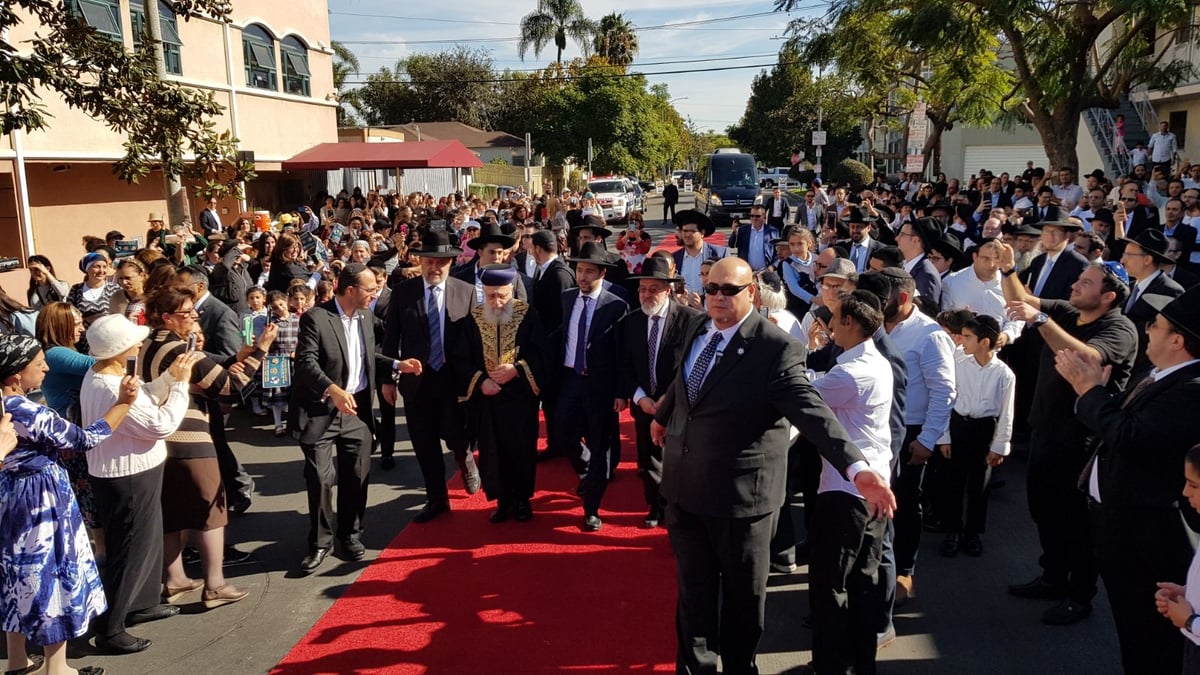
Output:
top-left (647, 315), bottom-right (662, 393)
top-left (427, 286), bottom-right (443, 371)
top-left (574, 296), bottom-right (590, 374)
top-left (686, 332), bottom-right (724, 404)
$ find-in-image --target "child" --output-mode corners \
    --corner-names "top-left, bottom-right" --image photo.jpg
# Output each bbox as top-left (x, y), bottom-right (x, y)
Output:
top-left (936, 314), bottom-right (1015, 557)
top-left (1156, 444), bottom-right (1200, 671)
top-left (288, 284), bottom-right (314, 315)
top-left (936, 308), bottom-right (974, 348)
top-left (241, 287), bottom-right (269, 415)
top-left (316, 279), bottom-right (334, 305)
top-left (262, 290), bottom-right (298, 436)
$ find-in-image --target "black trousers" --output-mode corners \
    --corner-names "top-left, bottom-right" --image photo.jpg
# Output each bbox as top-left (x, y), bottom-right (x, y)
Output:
top-left (630, 405), bottom-right (663, 509)
top-left (210, 399), bottom-right (254, 502)
top-left (941, 413), bottom-right (997, 536)
top-left (892, 425), bottom-right (925, 577)
top-left (299, 397), bottom-right (373, 550)
top-left (810, 491), bottom-right (886, 675)
top-left (770, 434), bottom-right (812, 565)
top-left (667, 503), bottom-right (775, 675)
top-left (1027, 425), bottom-right (1096, 603)
top-left (554, 369), bottom-right (616, 516)
top-left (1185, 638), bottom-right (1200, 675)
top-left (1091, 502), bottom-right (1193, 674)
top-left (91, 464), bottom-right (165, 638)
top-left (663, 201), bottom-right (677, 223)
top-left (375, 379), bottom-right (397, 459)
top-left (402, 368), bottom-right (469, 504)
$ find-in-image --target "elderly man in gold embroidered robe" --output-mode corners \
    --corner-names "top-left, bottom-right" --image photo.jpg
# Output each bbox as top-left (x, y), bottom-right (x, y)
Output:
top-left (454, 264), bottom-right (548, 523)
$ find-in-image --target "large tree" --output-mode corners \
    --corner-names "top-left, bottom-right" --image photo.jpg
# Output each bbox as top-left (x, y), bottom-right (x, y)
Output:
top-left (778, 0), bottom-right (1199, 172)
top-left (2, 0), bottom-right (252, 210)
top-left (517, 0), bottom-right (597, 64)
top-left (593, 12), bottom-right (638, 68)
top-left (356, 47), bottom-right (496, 129)
top-left (331, 40), bottom-right (361, 127)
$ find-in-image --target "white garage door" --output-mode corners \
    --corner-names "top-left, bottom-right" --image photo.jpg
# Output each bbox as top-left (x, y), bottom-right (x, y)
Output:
top-left (963, 145), bottom-right (1049, 178)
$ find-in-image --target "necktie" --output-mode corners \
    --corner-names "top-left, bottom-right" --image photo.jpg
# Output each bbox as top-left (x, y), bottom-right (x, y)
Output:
top-left (851, 245), bottom-right (863, 271)
top-left (686, 332), bottom-right (724, 405)
top-left (427, 286), bottom-right (443, 371)
top-left (573, 296), bottom-right (591, 374)
top-left (647, 315), bottom-right (662, 393)
top-left (1125, 284), bottom-right (1141, 313)
top-left (534, 266), bottom-right (543, 283)
top-left (1033, 257), bottom-right (1055, 296)
top-left (1122, 374), bottom-right (1154, 409)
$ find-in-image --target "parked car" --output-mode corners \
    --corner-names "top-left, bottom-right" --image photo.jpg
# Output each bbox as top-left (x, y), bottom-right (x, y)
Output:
top-left (588, 178), bottom-right (639, 223)
top-left (758, 167), bottom-right (800, 189)
top-left (629, 175), bottom-right (657, 193)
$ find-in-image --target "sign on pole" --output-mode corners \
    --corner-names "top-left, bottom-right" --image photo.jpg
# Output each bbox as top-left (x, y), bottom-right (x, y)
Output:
top-left (811, 130), bottom-right (827, 147)
top-left (905, 154), bottom-right (924, 173)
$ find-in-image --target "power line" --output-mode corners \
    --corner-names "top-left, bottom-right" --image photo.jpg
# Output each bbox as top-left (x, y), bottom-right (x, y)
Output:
top-left (353, 52), bottom-right (785, 73)
top-left (340, 59), bottom-right (798, 86)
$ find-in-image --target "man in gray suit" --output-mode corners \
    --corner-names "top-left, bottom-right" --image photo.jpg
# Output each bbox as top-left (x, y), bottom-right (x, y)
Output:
top-left (292, 263), bottom-right (413, 574)
top-left (651, 257), bottom-right (897, 674)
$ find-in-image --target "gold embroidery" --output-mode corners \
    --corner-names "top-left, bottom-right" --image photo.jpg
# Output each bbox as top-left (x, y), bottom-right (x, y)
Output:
top-left (471, 300), bottom-right (529, 371)
top-left (460, 371), bottom-right (484, 403)
top-left (516, 359), bottom-right (540, 397)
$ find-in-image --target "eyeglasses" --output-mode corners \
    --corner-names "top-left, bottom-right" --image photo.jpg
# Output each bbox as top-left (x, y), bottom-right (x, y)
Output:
top-left (1120, 197), bottom-right (1138, 202)
top-left (681, 228), bottom-right (699, 234)
top-left (168, 309), bottom-right (198, 318)
top-left (749, 215), bottom-right (765, 219)
top-left (703, 282), bottom-right (751, 296)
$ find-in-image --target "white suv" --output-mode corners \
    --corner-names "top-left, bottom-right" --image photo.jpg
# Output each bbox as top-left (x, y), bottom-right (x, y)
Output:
top-left (588, 178), bottom-right (637, 222)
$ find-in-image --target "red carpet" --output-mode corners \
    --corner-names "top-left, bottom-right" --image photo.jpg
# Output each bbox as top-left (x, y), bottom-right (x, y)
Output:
top-left (273, 412), bottom-right (677, 674)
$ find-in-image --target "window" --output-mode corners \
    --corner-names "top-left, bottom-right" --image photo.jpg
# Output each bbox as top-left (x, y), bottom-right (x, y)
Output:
top-left (1170, 110), bottom-right (1189, 149)
top-left (130, 1), bottom-right (183, 75)
top-left (67, 0), bottom-right (122, 42)
top-left (280, 36), bottom-right (311, 97)
top-left (243, 24), bottom-right (276, 90)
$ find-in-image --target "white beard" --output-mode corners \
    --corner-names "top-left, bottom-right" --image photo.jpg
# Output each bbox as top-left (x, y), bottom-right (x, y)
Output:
top-left (481, 301), bottom-right (515, 325)
top-left (641, 296), bottom-right (668, 317)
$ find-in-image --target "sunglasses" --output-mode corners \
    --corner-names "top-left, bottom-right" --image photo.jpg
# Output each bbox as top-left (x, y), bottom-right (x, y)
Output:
top-left (703, 282), bottom-right (751, 296)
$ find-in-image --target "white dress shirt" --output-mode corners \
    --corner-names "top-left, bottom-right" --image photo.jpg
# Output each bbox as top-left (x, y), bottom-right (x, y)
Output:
top-left (633, 302), bottom-right (671, 404)
top-left (811, 339), bottom-right (894, 496)
top-left (886, 307), bottom-right (957, 449)
top-left (335, 299), bottom-right (367, 394)
top-left (1051, 183), bottom-right (1084, 210)
top-left (936, 352), bottom-right (1015, 456)
top-left (563, 286), bottom-right (603, 368)
top-left (680, 249), bottom-right (706, 294)
top-left (940, 267), bottom-right (1025, 344)
top-left (683, 310), bottom-right (752, 385)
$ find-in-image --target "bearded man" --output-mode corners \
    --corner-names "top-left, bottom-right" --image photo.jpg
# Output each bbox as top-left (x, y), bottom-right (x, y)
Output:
top-left (454, 265), bottom-right (547, 523)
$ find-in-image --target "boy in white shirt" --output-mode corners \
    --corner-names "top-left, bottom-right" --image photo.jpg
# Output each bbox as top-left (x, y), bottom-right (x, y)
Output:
top-left (936, 314), bottom-right (1015, 558)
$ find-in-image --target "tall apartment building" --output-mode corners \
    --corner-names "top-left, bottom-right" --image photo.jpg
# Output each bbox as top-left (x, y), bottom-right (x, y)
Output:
top-left (0, 0), bottom-right (336, 280)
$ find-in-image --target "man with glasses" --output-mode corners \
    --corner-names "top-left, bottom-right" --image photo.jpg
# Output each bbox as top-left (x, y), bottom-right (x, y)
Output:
top-left (1161, 198), bottom-right (1199, 265)
top-left (200, 195), bottom-right (223, 236)
top-left (728, 205), bottom-right (780, 272)
top-left (1118, 183), bottom-right (1160, 239)
top-left (293, 263), bottom-right (413, 574)
top-left (1119, 229), bottom-right (1184, 378)
top-left (671, 210), bottom-right (727, 295)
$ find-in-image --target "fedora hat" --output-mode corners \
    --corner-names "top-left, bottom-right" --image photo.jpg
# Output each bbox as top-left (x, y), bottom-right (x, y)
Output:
top-left (566, 241), bottom-right (617, 268)
top-left (672, 209), bottom-right (716, 236)
top-left (628, 255), bottom-right (681, 282)
top-left (932, 231), bottom-right (965, 266)
top-left (1141, 287), bottom-right (1200, 341)
top-left (1119, 228), bottom-right (1173, 264)
top-left (467, 221), bottom-right (516, 250)
top-left (909, 217), bottom-right (946, 253)
top-left (840, 205), bottom-right (877, 225)
top-left (410, 229), bottom-right (462, 258)
top-left (1013, 223), bottom-right (1043, 238)
top-left (569, 213), bottom-right (612, 240)
top-left (1037, 219), bottom-right (1084, 232)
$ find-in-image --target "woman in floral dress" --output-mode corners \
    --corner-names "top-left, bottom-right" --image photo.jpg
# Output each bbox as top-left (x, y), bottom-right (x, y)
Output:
top-left (0, 334), bottom-right (139, 675)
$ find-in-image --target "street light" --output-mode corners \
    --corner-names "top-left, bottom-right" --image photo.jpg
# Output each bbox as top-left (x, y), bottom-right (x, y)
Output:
top-left (668, 97), bottom-right (689, 105)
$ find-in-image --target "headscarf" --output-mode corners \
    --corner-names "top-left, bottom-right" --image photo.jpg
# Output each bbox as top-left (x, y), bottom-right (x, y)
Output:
top-left (0, 335), bottom-right (41, 382)
top-left (80, 252), bottom-right (107, 273)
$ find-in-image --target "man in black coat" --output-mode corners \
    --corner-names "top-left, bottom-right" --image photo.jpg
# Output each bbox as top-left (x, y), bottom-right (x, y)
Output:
top-left (895, 217), bottom-right (944, 309)
top-left (451, 222), bottom-right (531, 303)
top-left (552, 242), bottom-right (629, 531)
top-left (619, 257), bottom-right (702, 527)
top-left (529, 229), bottom-right (577, 462)
top-left (291, 264), bottom-right (404, 573)
top-left (380, 231), bottom-right (479, 523)
top-left (662, 181), bottom-right (680, 225)
top-left (1056, 288), bottom-right (1200, 675)
top-left (208, 241), bottom-right (254, 315)
top-left (761, 186), bottom-right (791, 229)
top-left (1119, 229), bottom-right (1185, 378)
top-left (1020, 220), bottom-right (1089, 301)
top-left (1025, 186), bottom-right (1062, 225)
top-left (650, 257), bottom-right (896, 674)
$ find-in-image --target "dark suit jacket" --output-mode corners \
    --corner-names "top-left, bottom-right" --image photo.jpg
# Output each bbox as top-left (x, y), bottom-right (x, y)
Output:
top-left (761, 197), bottom-right (790, 228)
top-left (1124, 207), bottom-right (1160, 240)
top-left (553, 288), bottom-right (628, 400)
top-left (532, 256), bottom-right (576, 333)
top-left (984, 192), bottom-right (1013, 210)
top-left (1025, 204), bottom-right (1062, 225)
top-left (842, 236), bottom-right (883, 273)
top-left (381, 276), bottom-right (476, 400)
top-left (514, 250), bottom-right (539, 279)
top-left (289, 300), bottom-right (392, 444)
top-left (671, 243), bottom-right (729, 274)
top-left (793, 203), bottom-right (826, 231)
top-left (1165, 222), bottom-right (1199, 263)
top-left (1167, 264), bottom-right (1200, 289)
top-left (451, 260), bottom-right (531, 301)
top-left (728, 224), bottom-right (781, 269)
top-left (209, 248), bottom-right (253, 316)
top-left (653, 310), bottom-right (865, 518)
top-left (620, 300), bottom-right (704, 402)
top-left (909, 254), bottom-right (943, 306)
top-left (195, 292), bottom-right (242, 364)
top-left (199, 208), bottom-right (222, 235)
top-left (1020, 248), bottom-right (1089, 300)
top-left (1127, 272), bottom-right (1186, 377)
top-left (1077, 362), bottom-right (1200, 530)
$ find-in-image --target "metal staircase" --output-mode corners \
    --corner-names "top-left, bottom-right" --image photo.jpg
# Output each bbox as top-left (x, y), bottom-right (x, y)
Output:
top-left (1083, 92), bottom-right (1153, 178)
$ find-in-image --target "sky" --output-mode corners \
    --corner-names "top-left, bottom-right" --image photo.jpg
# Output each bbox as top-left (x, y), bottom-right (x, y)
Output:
top-left (328, 0), bottom-right (824, 134)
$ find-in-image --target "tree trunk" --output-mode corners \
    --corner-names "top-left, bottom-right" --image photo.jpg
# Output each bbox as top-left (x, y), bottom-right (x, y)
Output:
top-left (1034, 105), bottom-right (1082, 173)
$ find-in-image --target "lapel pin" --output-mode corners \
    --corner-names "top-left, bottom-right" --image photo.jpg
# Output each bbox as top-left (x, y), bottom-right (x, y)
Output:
top-left (737, 347), bottom-right (745, 356)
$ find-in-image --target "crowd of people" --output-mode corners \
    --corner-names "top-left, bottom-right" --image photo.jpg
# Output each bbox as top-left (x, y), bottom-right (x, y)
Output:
top-left (0, 150), bottom-right (1197, 674)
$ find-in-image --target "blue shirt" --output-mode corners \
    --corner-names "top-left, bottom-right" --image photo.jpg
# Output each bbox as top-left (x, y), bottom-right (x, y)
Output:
top-left (885, 307), bottom-right (956, 449)
top-left (41, 346), bottom-right (96, 416)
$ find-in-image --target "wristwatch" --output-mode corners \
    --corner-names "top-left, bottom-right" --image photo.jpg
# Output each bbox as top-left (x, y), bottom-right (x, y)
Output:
top-left (1032, 312), bottom-right (1050, 328)
top-left (1000, 267), bottom-right (1017, 277)
top-left (1187, 613), bottom-right (1200, 634)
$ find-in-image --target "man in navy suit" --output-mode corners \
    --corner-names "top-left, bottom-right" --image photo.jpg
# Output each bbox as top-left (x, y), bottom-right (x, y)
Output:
top-left (1025, 186), bottom-right (1062, 226)
top-left (1020, 220), bottom-right (1089, 301)
top-left (842, 206), bottom-right (884, 274)
top-left (199, 195), bottom-right (223, 236)
top-left (728, 204), bottom-right (780, 272)
top-left (895, 217), bottom-right (944, 308)
top-left (552, 242), bottom-right (630, 531)
top-left (1119, 229), bottom-right (1185, 378)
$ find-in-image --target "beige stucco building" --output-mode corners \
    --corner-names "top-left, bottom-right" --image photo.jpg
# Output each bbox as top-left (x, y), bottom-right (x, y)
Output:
top-left (0, 0), bottom-right (337, 286)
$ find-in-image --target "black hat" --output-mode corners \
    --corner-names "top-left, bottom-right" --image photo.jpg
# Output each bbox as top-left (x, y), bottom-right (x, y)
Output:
top-left (672, 209), bottom-right (716, 237)
top-left (1038, 219), bottom-right (1084, 232)
top-left (530, 229), bottom-right (557, 250)
top-left (566, 241), bottom-right (617, 267)
top-left (1120, 229), bottom-right (1173, 264)
top-left (1091, 208), bottom-right (1115, 227)
top-left (410, 229), bottom-right (462, 258)
top-left (628, 255), bottom-right (681, 282)
top-left (932, 231), bottom-right (965, 266)
top-left (925, 203), bottom-right (954, 218)
top-left (909, 217), bottom-right (946, 253)
top-left (757, 269), bottom-right (783, 293)
top-left (1086, 168), bottom-right (1106, 180)
top-left (570, 213), bottom-right (612, 239)
top-left (1013, 223), bottom-right (1042, 238)
top-left (840, 205), bottom-right (877, 225)
top-left (1141, 287), bottom-right (1200, 341)
top-left (468, 221), bottom-right (516, 250)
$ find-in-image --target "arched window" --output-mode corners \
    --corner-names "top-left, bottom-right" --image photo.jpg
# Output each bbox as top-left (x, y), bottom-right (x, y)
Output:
top-left (280, 35), bottom-right (311, 97)
top-left (242, 24), bottom-right (276, 90)
top-left (67, 0), bottom-right (122, 42)
top-left (130, 1), bottom-right (183, 75)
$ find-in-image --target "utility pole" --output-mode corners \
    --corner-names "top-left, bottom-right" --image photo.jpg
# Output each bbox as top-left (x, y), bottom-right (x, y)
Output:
top-left (145, 0), bottom-right (189, 228)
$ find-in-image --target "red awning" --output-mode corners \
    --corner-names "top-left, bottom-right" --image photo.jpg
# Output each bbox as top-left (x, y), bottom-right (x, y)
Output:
top-left (281, 140), bottom-right (484, 171)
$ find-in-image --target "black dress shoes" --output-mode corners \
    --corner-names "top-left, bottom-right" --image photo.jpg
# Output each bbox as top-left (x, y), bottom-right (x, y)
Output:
top-left (341, 537), bottom-right (366, 561)
top-left (642, 507), bottom-right (662, 529)
top-left (412, 501), bottom-right (450, 523)
top-left (513, 499), bottom-right (533, 522)
top-left (300, 547), bottom-right (330, 574)
top-left (96, 631), bottom-right (152, 654)
top-left (940, 533), bottom-right (960, 557)
top-left (489, 501), bottom-right (512, 524)
top-left (381, 456), bottom-right (396, 470)
top-left (583, 514), bottom-right (602, 532)
top-left (535, 448), bottom-right (562, 463)
top-left (1008, 575), bottom-right (1067, 600)
top-left (1042, 600), bottom-right (1093, 625)
top-left (126, 603), bottom-right (180, 626)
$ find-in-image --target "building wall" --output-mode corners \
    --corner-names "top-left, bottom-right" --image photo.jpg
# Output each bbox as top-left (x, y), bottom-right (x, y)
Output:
top-left (939, 120), bottom-right (1104, 179)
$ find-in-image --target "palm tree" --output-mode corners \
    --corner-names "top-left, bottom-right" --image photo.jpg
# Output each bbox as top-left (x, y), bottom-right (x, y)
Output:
top-left (331, 40), bottom-right (361, 125)
top-left (593, 12), bottom-right (638, 68)
top-left (517, 0), bottom-right (597, 64)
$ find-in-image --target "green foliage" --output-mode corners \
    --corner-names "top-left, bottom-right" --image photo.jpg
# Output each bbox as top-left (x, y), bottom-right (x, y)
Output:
top-left (567, 169), bottom-right (586, 193)
top-left (518, 0), bottom-right (597, 64)
top-left (593, 13), bottom-right (638, 68)
top-left (357, 46), bottom-right (496, 129)
top-left (331, 40), bottom-right (361, 126)
top-left (1, 0), bottom-right (250, 196)
top-left (828, 158), bottom-right (873, 190)
top-left (488, 156), bottom-right (509, 165)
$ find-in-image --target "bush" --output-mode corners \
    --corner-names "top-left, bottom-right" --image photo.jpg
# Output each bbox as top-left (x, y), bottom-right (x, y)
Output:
top-left (828, 158), bottom-right (874, 191)
top-left (467, 183), bottom-right (498, 200)
top-left (568, 169), bottom-right (587, 194)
